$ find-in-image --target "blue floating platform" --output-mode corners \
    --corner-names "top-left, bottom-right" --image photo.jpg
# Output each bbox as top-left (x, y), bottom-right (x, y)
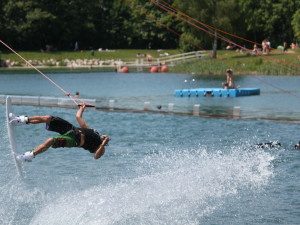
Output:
top-left (174, 88), bottom-right (260, 97)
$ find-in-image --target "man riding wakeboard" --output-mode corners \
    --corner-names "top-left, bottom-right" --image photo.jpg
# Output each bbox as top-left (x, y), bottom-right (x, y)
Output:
top-left (9, 104), bottom-right (109, 162)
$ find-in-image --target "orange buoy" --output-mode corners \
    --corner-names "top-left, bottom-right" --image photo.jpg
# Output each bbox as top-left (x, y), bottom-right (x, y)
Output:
top-left (120, 67), bottom-right (129, 73)
top-left (150, 66), bottom-right (159, 73)
top-left (161, 66), bottom-right (168, 72)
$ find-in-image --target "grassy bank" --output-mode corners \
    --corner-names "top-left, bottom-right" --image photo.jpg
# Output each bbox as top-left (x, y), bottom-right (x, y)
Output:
top-left (0, 49), bottom-right (180, 61)
top-left (170, 49), bottom-right (300, 76)
top-left (0, 49), bottom-right (299, 75)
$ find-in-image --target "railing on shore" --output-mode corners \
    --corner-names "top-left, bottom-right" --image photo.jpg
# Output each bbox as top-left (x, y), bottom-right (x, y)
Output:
top-left (119, 51), bottom-right (206, 71)
top-left (2, 51), bottom-right (206, 71)
top-left (1, 95), bottom-right (300, 124)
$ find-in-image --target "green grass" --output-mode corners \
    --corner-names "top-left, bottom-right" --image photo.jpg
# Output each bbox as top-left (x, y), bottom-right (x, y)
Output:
top-left (170, 49), bottom-right (300, 75)
top-left (0, 48), bottom-right (299, 75)
top-left (0, 49), bottom-right (180, 61)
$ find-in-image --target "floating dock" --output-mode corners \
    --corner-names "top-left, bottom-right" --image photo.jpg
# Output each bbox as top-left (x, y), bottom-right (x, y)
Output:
top-left (174, 88), bottom-right (260, 98)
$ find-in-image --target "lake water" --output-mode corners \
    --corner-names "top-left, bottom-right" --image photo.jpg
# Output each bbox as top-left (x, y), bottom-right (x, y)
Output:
top-left (0, 72), bottom-right (300, 224)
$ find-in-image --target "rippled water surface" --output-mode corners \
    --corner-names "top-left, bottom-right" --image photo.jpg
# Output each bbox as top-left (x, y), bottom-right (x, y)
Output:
top-left (0, 72), bottom-right (299, 224)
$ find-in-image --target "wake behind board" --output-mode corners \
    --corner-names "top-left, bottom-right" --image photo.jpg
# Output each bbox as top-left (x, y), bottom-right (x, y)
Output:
top-left (6, 96), bottom-right (23, 177)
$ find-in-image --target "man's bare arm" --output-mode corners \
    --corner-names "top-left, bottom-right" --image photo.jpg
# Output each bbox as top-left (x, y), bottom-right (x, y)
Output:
top-left (94, 135), bottom-right (110, 160)
top-left (76, 104), bottom-right (89, 128)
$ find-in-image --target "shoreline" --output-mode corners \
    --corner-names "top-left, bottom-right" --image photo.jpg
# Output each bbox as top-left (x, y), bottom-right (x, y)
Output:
top-left (0, 49), bottom-right (299, 75)
top-left (0, 66), bottom-right (298, 76)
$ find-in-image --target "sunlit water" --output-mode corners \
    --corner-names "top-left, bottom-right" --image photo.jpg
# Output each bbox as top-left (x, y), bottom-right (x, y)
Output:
top-left (0, 72), bottom-right (300, 224)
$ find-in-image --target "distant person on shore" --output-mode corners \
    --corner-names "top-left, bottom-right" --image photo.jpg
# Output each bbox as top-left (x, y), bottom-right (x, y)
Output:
top-left (222, 69), bottom-right (236, 89)
top-left (252, 44), bottom-right (259, 55)
top-left (147, 54), bottom-right (152, 65)
top-left (266, 40), bottom-right (271, 54)
top-left (290, 43), bottom-right (298, 49)
top-left (262, 40), bottom-right (267, 54)
top-left (10, 104), bottom-right (110, 162)
top-left (74, 41), bottom-right (79, 51)
top-left (283, 42), bottom-right (288, 52)
top-left (226, 44), bottom-right (232, 50)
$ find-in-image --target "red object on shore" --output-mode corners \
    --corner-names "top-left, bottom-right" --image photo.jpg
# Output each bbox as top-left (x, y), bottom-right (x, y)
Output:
top-left (161, 66), bottom-right (168, 72)
top-left (150, 67), bottom-right (159, 73)
top-left (120, 67), bottom-right (129, 73)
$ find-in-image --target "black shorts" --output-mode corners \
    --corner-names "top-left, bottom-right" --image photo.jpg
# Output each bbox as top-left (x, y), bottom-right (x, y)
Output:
top-left (46, 116), bottom-right (76, 135)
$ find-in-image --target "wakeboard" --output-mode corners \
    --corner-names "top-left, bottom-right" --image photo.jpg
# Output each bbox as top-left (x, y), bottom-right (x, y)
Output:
top-left (6, 96), bottom-right (23, 177)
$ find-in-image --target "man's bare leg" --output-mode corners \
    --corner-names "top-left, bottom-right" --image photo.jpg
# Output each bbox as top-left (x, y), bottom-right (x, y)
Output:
top-left (16, 137), bottom-right (53, 162)
top-left (33, 138), bottom-right (54, 156)
top-left (26, 116), bottom-right (53, 156)
top-left (28, 115), bottom-right (52, 124)
top-left (15, 116), bottom-right (54, 162)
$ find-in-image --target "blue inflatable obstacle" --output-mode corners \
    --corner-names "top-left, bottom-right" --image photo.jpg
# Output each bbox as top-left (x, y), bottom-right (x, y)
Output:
top-left (174, 88), bottom-right (260, 97)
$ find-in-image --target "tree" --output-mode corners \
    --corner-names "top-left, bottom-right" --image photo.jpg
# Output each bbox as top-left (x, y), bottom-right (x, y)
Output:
top-left (123, 0), bottom-right (180, 49)
top-left (0, 0), bottom-right (298, 51)
top-left (173, 0), bottom-right (239, 54)
top-left (239, 0), bottom-right (299, 46)
top-left (0, 0), bottom-right (107, 50)
top-left (292, 9), bottom-right (300, 41)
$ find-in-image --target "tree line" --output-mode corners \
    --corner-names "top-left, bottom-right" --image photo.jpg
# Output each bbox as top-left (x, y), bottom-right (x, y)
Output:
top-left (0, 0), bottom-right (299, 52)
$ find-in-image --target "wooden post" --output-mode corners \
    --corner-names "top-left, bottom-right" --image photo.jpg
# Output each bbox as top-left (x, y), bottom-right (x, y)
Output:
top-left (193, 104), bottom-right (200, 116)
top-left (109, 100), bottom-right (115, 111)
top-left (233, 106), bottom-right (240, 118)
top-left (168, 103), bottom-right (174, 113)
top-left (144, 101), bottom-right (150, 111)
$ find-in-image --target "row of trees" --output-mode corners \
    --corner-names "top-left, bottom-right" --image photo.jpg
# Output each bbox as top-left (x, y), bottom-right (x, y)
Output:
top-left (0, 0), bottom-right (299, 52)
